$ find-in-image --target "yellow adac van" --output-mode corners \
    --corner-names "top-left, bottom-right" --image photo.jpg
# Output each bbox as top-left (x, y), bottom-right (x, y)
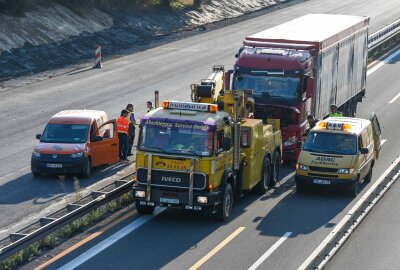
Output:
top-left (295, 115), bottom-right (382, 197)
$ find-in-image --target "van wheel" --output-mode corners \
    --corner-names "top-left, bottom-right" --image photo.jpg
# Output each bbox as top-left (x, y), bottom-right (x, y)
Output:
top-left (136, 201), bottom-right (155, 215)
top-left (82, 158), bottom-right (91, 178)
top-left (32, 171), bottom-right (41, 177)
top-left (296, 183), bottom-right (305, 193)
top-left (256, 156), bottom-right (271, 194)
top-left (364, 166), bottom-right (373, 183)
top-left (215, 183), bottom-right (233, 222)
top-left (271, 151), bottom-right (281, 187)
top-left (350, 179), bottom-right (359, 198)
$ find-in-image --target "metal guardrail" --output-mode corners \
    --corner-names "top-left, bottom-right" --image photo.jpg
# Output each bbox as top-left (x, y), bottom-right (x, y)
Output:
top-left (0, 175), bottom-right (134, 261)
top-left (368, 18), bottom-right (400, 51)
top-left (298, 156), bottom-right (400, 270)
top-left (1, 18), bottom-right (400, 265)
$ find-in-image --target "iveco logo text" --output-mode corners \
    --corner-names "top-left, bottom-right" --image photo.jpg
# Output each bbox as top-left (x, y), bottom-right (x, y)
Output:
top-left (161, 176), bottom-right (182, 183)
top-left (315, 156), bottom-right (335, 162)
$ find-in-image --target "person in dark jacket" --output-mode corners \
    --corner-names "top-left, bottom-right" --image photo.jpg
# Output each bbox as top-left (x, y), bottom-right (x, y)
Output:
top-left (126, 104), bottom-right (136, 156)
top-left (303, 114), bottom-right (319, 137)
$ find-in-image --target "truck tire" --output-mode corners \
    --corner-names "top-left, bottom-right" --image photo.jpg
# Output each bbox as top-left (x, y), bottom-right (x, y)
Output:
top-left (32, 171), bottom-right (41, 177)
top-left (81, 158), bottom-right (91, 178)
top-left (256, 156), bottom-right (272, 194)
top-left (271, 151), bottom-right (281, 188)
top-left (136, 201), bottom-right (155, 215)
top-left (296, 183), bottom-right (305, 193)
top-left (215, 183), bottom-right (233, 222)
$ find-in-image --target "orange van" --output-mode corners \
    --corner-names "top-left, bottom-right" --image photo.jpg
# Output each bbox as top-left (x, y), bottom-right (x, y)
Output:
top-left (31, 110), bottom-right (119, 177)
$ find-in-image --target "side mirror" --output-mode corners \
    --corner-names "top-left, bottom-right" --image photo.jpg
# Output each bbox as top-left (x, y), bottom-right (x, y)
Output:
top-left (297, 141), bottom-right (304, 149)
top-left (306, 77), bottom-right (314, 99)
top-left (92, 135), bottom-right (103, 142)
top-left (360, 147), bottom-right (369, 154)
top-left (36, 134), bottom-right (41, 140)
top-left (222, 137), bottom-right (231, 151)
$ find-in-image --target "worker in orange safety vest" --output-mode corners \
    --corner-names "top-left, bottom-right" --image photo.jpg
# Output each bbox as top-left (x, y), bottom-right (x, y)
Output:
top-left (117, 110), bottom-right (129, 161)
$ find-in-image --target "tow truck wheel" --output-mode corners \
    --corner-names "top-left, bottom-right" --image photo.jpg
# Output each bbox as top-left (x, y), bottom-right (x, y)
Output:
top-left (136, 201), bottom-right (155, 215)
top-left (32, 171), bottom-right (41, 177)
top-left (256, 156), bottom-right (271, 194)
top-left (271, 151), bottom-right (281, 187)
top-left (364, 166), bottom-right (373, 183)
top-left (215, 183), bottom-right (233, 222)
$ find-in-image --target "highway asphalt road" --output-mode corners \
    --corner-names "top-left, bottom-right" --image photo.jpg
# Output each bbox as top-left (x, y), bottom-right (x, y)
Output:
top-left (0, 0), bottom-right (399, 263)
top-left (17, 4), bottom-right (400, 270)
top-left (326, 49), bottom-right (400, 270)
top-left (40, 47), bottom-right (400, 270)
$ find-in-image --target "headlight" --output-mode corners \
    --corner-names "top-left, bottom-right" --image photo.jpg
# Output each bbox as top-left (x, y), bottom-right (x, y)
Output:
top-left (135, 190), bottom-right (146, 198)
top-left (296, 163), bottom-right (309, 171)
top-left (197, 196), bottom-right (208, 204)
top-left (32, 150), bottom-right (41, 158)
top-left (284, 136), bottom-right (297, 147)
top-left (338, 168), bottom-right (354, 174)
top-left (71, 152), bottom-right (84, 158)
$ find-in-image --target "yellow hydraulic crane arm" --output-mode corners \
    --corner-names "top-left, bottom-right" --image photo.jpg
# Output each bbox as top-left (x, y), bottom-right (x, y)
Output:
top-left (190, 65), bottom-right (225, 104)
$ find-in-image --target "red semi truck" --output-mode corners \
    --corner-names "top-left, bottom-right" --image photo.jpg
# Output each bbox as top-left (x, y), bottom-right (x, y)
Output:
top-left (224, 14), bottom-right (369, 161)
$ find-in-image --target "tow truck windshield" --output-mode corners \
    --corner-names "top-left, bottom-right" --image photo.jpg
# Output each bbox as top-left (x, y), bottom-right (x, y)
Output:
top-left (303, 132), bottom-right (357, 155)
top-left (233, 74), bottom-right (300, 102)
top-left (138, 123), bottom-right (214, 157)
top-left (41, 124), bottom-right (89, 143)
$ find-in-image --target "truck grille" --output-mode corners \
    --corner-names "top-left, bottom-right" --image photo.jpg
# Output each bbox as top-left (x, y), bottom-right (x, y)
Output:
top-left (309, 166), bottom-right (338, 173)
top-left (136, 168), bottom-right (207, 190)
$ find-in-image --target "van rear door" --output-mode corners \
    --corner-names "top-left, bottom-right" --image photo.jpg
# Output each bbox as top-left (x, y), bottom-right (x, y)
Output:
top-left (369, 113), bottom-right (382, 159)
top-left (90, 120), bottom-right (119, 166)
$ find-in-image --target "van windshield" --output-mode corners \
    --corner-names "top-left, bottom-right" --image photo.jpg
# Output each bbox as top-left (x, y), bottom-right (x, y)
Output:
top-left (303, 132), bottom-right (357, 155)
top-left (41, 124), bottom-right (89, 143)
top-left (138, 123), bottom-right (214, 157)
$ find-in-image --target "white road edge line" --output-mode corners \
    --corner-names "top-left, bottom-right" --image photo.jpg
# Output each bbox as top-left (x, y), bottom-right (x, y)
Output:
top-left (58, 208), bottom-right (165, 270)
top-left (381, 139), bottom-right (387, 146)
top-left (388, 92), bottom-right (400, 104)
top-left (248, 232), bottom-right (292, 270)
top-left (367, 48), bottom-right (400, 76)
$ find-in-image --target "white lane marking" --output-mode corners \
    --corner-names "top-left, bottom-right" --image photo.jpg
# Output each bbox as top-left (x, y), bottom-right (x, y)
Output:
top-left (367, 48), bottom-right (400, 76)
top-left (248, 232), bottom-right (292, 270)
top-left (18, 166), bottom-right (30, 172)
top-left (388, 92), bottom-right (400, 104)
top-left (381, 139), bottom-right (387, 146)
top-left (59, 208), bottom-right (165, 270)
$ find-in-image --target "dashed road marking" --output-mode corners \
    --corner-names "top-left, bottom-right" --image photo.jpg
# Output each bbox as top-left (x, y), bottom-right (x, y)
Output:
top-left (388, 92), bottom-right (400, 104)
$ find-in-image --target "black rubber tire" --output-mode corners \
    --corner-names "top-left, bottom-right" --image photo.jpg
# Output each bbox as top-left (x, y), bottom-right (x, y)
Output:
top-left (364, 166), bottom-right (373, 183)
top-left (136, 202), bottom-right (155, 215)
top-left (350, 179), bottom-right (359, 198)
top-left (32, 171), bottom-right (41, 177)
top-left (256, 156), bottom-right (272, 194)
top-left (296, 183), bottom-right (305, 193)
top-left (215, 183), bottom-right (233, 222)
top-left (271, 151), bottom-right (281, 188)
top-left (81, 158), bottom-right (91, 178)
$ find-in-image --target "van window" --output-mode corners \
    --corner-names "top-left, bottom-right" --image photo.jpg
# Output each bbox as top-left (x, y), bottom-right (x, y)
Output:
top-left (361, 130), bottom-right (369, 148)
top-left (41, 124), bottom-right (89, 143)
top-left (100, 123), bottom-right (115, 139)
top-left (367, 125), bottom-right (374, 146)
top-left (303, 132), bottom-right (357, 155)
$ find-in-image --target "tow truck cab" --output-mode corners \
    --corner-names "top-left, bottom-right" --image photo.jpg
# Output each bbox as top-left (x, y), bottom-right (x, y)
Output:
top-left (295, 115), bottom-right (382, 197)
top-left (133, 99), bottom-right (282, 221)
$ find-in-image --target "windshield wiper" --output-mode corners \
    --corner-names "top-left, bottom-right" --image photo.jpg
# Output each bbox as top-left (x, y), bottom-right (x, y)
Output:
top-left (175, 149), bottom-right (200, 156)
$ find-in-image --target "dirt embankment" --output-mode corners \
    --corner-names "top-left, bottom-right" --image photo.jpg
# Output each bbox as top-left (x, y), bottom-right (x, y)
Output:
top-left (0, 0), bottom-right (286, 84)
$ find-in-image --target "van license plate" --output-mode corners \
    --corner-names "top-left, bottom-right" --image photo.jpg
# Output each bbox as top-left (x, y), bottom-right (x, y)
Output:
top-left (313, 179), bottom-right (330, 185)
top-left (46, 163), bottom-right (62, 168)
top-left (160, 198), bottom-right (179, 204)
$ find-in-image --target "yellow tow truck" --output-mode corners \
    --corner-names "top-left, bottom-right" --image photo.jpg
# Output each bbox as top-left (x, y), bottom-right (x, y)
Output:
top-left (133, 82), bottom-right (282, 221)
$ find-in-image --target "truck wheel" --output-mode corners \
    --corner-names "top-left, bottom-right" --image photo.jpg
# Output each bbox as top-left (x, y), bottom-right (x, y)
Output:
top-left (364, 166), bottom-right (373, 183)
top-left (136, 201), bottom-right (155, 215)
top-left (271, 151), bottom-right (281, 187)
top-left (81, 158), bottom-right (91, 178)
top-left (296, 183), bottom-right (305, 193)
top-left (215, 183), bottom-right (233, 222)
top-left (256, 156), bottom-right (271, 193)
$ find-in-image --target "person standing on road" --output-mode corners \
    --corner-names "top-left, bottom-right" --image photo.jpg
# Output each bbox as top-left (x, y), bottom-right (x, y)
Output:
top-left (126, 104), bottom-right (136, 156)
top-left (303, 114), bottom-right (319, 137)
top-left (117, 110), bottom-right (129, 161)
top-left (328, 104), bottom-right (343, 118)
top-left (146, 101), bottom-right (154, 113)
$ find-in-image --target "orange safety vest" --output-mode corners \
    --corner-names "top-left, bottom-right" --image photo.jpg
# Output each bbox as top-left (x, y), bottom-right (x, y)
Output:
top-left (117, 116), bottom-right (129, 134)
